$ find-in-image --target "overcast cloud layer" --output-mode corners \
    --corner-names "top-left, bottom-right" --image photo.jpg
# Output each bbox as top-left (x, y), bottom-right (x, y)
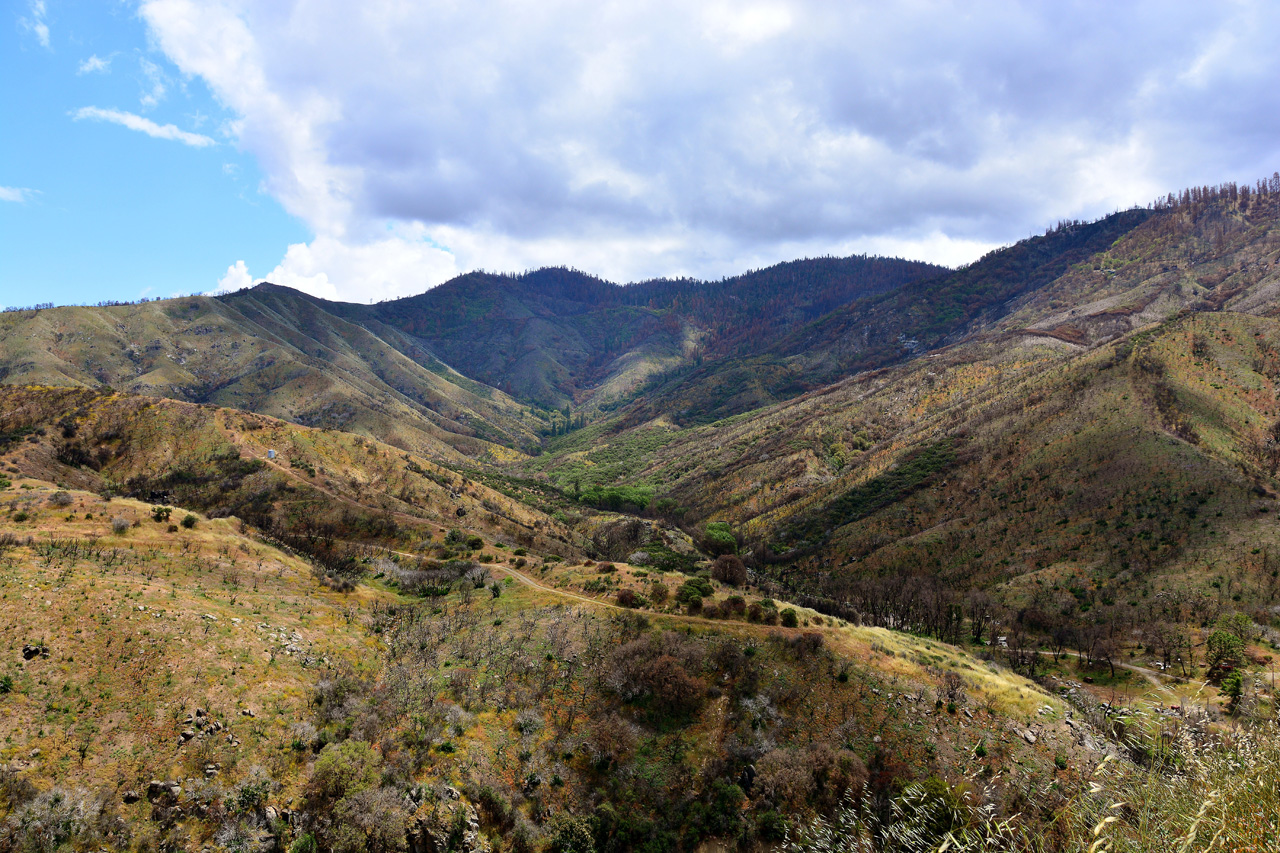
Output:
top-left (137, 0), bottom-right (1280, 302)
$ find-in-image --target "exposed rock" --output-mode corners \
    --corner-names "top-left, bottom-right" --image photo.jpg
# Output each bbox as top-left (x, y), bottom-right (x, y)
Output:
top-left (123, 790), bottom-right (140, 804)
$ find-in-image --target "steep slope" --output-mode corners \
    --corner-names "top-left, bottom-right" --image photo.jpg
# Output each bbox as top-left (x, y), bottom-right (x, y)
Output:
top-left (618, 209), bottom-right (1156, 425)
top-left (0, 390), bottom-right (1082, 853)
top-left (0, 255), bottom-right (946, 455)
top-left (356, 256), bottom-right (945, 409)
top-left (525, 308), bottom-right (1280, 637)
top-left (0, 290), bottom-right (543, 462)
top-left (0, 385), bottom-right (581, 561)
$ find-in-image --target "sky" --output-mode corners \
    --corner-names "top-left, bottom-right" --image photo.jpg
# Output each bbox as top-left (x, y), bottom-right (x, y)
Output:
top-left (5, 1), bottom-right (1280, 308)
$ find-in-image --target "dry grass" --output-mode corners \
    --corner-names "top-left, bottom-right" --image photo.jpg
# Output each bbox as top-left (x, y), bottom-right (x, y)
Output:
top-left (0, 481), bottom-right (400, 806)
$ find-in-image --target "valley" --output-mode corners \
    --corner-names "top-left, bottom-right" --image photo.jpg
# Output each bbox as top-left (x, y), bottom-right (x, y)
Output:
top-left (3, 183), bottom-right (1280, 851)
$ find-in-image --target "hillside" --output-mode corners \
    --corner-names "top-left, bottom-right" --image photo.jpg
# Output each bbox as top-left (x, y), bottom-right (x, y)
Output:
top-left (0, 289), bottom-right (543, 463)
top-left (0, 256), bottom-right (944, 454)
top-left (0, 392), bottom-right (1093, 853)
top-left (6, 184), bottom-right (1280, 851)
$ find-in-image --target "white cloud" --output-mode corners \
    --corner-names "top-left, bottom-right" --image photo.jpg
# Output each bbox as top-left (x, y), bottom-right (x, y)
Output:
top-left (138, 58), bottom-right (169, 108)
top-left (78, 54), bottom-right (111, 74)
top-left (214, 259), bottom-right (254, 293)
top-left (259, 229), bottom-right (459, 302)
top-left (0, 186), bottom-right (35, 203)
top-left (72, 106), bottom-right (216, 147)
top-left (139, 1), bottom-right (1280, 300)
top-left (19, 1), bottom-right (49, 48)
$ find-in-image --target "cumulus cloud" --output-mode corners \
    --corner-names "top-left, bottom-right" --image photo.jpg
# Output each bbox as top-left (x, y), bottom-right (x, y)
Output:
top-left (78, 54), bottom-right (111, 74)
top-left (0, 187), bottom-right (36, 203)
top-left (214, 259), bottom-right (254, 293)
top-left (138, 0), bottom-right (1280, 300)
top-left (72, 106), bottom-right (216, 147)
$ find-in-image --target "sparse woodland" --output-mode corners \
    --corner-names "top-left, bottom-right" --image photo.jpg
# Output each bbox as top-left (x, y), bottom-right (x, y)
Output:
top-left (3, 184), bottom-right (1280, 850)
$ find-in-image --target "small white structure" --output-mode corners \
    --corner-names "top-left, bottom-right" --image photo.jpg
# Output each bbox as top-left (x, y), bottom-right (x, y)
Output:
top-left (267, 449), bottom-right (276, 459)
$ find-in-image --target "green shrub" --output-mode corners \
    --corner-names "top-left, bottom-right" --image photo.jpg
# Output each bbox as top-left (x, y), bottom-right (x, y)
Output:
top-left (309, 740), bottom-right (381, 804)
top-left (780, 608), bottom-right (799, 628)
top-left (181, 514), bottom-right (197, 529)
top-left (703, 521), bottom-right (738, 555)
top-left (676, 576), bottom-right (713, 603)
top-left (547, 812), bottom-right (595, 853)
top-left (288, 835), bottom-right (317, 853)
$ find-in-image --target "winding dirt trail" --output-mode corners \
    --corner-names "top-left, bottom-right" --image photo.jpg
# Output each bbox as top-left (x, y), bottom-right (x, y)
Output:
top-left (1037, 650), bottom-right (1208, 705)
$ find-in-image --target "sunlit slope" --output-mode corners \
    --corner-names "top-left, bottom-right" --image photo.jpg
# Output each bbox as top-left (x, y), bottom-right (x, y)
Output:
top-left (0, 291), bottom-right (541, 462)
top-left (0, 484), bottom-right (397, 806)
top-left (0, 385), bottom-right (581, 559)
top-left (526, 311), bottom-right (1280, 603)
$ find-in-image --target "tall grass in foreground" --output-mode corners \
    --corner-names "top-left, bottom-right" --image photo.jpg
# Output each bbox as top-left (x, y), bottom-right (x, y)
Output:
top-left (785, 722), bottom-right (1280, 852)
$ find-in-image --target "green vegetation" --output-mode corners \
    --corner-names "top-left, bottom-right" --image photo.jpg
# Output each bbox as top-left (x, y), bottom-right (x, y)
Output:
top-left (775, 439), bottom-right (956, 553)
top-left (7, 185), bottom-right (1280, 852)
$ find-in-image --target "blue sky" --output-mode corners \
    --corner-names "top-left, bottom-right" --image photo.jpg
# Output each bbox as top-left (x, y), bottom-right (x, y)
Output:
top-left (5, 2), bottom-right (1280, 308)
top-left (1, 1), bottom-right (305, 307)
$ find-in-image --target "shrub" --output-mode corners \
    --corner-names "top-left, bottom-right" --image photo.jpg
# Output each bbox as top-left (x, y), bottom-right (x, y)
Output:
top-left (641, 655), bottom-right (705, 717)
top-left (111, 517), bottom-right (130, 535)
top-left (676, 576), bottom-right (714, 603)
top-left (288, 835), bottom-right (317, 853)
top-left (597, 562), bottom-right (616, 573)
top-left (616, 588), bottom-right (640, 608)
top-left (703, 521), bottom-right (738, 555)
top-left (48, 491), bottom-right (72, 507)
top-left (711, 554), bottom-right (747, 586)
top-left (309, 740), bottom-right (382, 804)
top-left (780, 608), bottom-right (800, 628)
top-left (150, 505), bottom-right (172, 523)
top-left (466, 535), bottom-right (484, 550)
top-left (11, 511), bottom-right (27, 523)
top-left (0, 787), bottom-right (127, 852)
top-left (649, 581), bottom-right (669, 605)
top-left (181, 514), bottom-right (197, 529)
